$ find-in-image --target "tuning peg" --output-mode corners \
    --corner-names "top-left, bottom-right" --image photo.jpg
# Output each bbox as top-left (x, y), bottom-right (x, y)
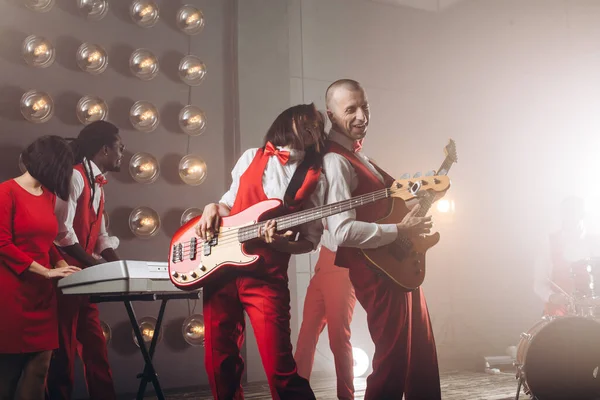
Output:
top-left (400, 173), bottom-right (410, 179)
top-left (424, 170), bottom-right (435, 177)
top-left (413, 172), bottom-right (422, 178)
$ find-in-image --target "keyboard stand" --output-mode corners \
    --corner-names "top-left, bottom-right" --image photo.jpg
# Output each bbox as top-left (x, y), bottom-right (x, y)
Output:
top-left (90, 292), bottom-right (201, 400)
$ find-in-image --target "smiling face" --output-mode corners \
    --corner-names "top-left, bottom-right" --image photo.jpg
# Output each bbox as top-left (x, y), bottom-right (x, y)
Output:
top-left (102, 135), bottom-right (125, 173)
top-left (327, 86), bottom-right (370, 141)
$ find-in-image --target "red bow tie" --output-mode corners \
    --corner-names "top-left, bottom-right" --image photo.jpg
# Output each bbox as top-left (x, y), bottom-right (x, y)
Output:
top-left (264, 141), bottom-right (290, 165)
top-left (95, 175), bottom-right (108, 187)
top-left (352, 139), bottom-right (364, 153)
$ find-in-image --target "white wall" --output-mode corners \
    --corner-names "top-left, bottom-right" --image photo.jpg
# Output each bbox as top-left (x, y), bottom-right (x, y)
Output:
top-left (287, 0), bottom-right (600, 370)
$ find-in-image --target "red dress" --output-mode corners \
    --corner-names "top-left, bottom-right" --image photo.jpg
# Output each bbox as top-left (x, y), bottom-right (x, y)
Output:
top-left (0, 179), bottom-right (62, 353)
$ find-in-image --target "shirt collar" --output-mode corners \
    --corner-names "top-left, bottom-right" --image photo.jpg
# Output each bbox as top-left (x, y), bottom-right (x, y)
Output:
top-left (84, 158), bottom-right (104, 178)
top-left (328, 129), bottom-right (357, 151)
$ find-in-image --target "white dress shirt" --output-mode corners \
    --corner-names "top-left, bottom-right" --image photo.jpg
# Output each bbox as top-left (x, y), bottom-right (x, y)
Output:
top-left (219, 146), bottom-right (326, 250)
top-left (323, 130), bottom-right (398, 249)
top-left (55, 159), bottom-right (119, 255)
top-left (533, 227), bottom-right (599, 302)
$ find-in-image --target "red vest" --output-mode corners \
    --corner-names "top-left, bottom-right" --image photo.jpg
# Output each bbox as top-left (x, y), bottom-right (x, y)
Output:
top-left (230, 148), bottom-right (321, 280)
top-left (61, 164), bottom-right (105, 268)
top-left (326, 140), bottom-right (395, 269)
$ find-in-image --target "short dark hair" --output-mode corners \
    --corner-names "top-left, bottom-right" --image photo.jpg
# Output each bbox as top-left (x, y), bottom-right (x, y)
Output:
top-left (69, 120), bottom-right (120, 164)
top-left (263, 103), bottom-right (327, 168)
top-left (21, 135), bottom-right (74, 200)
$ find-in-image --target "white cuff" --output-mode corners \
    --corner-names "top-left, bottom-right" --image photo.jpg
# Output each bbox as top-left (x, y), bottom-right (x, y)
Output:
top-left (55, 231), bottom-right (79, 247)
top-left (95, 236), bottom-right (120, 254)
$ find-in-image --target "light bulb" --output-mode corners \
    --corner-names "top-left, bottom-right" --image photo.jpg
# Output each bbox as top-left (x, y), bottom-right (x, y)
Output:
top-left (76, 95), bottom-right (108, 125)
top-left (178, 155), bottom-right (207, 186)
top-left (182, 314), bottom-right (205, 346)
top-left (129, 152), bottom-right (160, 184)
top-left (129, 206), bottom-right (160, 238)
top-left (176, 5), bottom-right (204, 35)
top-left (178, 55), bottom-right (206, 86)
top-left (178, 105), bottom-right (206, 136)
top-left (130, 0), bottom-right (159, 28)
top-left (180, 207), bottom-right (202, 226)
top-left (129, 101), bottom-right (159, 132)
top-left (76, 43), bottom-right (108, 75)
top-left (129, 49), bottom-right (159, 80)
top-left (22, 35), bottom-right (55, 68)
top-left (20, 90), bottom-right (54, 123)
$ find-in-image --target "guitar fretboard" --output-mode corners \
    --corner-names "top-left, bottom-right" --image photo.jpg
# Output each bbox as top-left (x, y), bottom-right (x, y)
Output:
top-left (237, 188), bottom-right (392, 242)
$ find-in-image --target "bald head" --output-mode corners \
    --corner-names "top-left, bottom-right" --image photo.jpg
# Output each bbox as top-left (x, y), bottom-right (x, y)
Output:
top-left (325, 79), bottom-right (370, 141)
top-left (325, 79), bottom-right (364, 111)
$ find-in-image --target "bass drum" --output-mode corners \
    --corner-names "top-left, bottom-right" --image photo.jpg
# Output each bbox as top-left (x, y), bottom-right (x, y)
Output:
top-left (517, 316), bottom-right (600, 400)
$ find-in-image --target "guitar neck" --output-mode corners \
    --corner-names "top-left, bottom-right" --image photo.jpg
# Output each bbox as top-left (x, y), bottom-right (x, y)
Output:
top-left (415, 155), bottom-right (455, 218)
top-left (239, 188), bottom-right (391, 242)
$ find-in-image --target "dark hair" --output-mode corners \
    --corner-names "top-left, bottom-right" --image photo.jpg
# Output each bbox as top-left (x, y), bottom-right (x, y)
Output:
top-left (69, 120), bottom-right (120, 164)
top-left (263, 103), bottom-right (327, 168)
top-left (68, 120), bottom-right (120, 208)
top-left (21, 135), bottom-right (74, 201)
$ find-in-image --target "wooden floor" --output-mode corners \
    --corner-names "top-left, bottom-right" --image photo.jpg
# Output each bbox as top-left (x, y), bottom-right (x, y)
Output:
top-left (147, 370), bottom-right (523, 400)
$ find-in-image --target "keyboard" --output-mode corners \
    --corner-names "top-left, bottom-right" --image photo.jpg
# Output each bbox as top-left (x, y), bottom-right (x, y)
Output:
top-left (58, 260), bottom-right (194, 295)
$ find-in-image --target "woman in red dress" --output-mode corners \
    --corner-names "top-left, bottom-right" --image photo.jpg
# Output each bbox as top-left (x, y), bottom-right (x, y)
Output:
top-left (0, 136), bottom-right (81, 399)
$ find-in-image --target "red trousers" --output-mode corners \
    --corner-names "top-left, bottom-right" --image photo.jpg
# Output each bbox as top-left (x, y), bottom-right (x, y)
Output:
top-left (203, 275), bottom-right (315, 400)
top-left (295, 247), bottom-right (356, 400)
top-left (46, 293), bottom-right (115, 400)
top-left (349, 263), bottom-right (441, 400)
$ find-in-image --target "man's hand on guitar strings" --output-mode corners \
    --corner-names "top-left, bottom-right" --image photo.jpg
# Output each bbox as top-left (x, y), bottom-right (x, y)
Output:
top-left (195, 203), bottom-right (221, 241)
top-left (258, 220), bottom-right (294, 251)
top-left (396, 204), bottom-right (434, 238)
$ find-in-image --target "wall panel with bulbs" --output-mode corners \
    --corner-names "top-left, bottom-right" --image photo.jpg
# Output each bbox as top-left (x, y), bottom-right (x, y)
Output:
top-left (0, 0), bottom-right (236, 396)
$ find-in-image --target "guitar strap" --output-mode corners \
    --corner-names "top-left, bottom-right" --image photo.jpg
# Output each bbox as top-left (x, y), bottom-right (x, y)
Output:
top-left (283, 153), bottom-right (315, 209)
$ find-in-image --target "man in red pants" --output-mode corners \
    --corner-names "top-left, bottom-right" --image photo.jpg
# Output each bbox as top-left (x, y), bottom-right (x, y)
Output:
top-left (322, 79), bottom-right (441, 400)
top-left (294, 228), bottom-right (356, 400)
top-left (47, 121), bottom-right (124, 399)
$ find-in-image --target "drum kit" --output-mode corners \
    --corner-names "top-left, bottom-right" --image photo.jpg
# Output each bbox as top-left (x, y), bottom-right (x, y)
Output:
top-left (515, 258), bottom-right (600, 400)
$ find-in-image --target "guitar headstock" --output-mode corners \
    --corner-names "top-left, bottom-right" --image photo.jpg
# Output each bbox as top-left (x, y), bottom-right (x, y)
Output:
top-left (389, 175), bottom-right (451, 201)
top-left (444, 139), bottom-right (458, 163)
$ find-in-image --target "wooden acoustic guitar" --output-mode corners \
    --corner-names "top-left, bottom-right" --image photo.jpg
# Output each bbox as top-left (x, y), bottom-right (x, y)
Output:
top-left (361, 139), bottom-right (458, 291)
top-left (168, 175), bottom-right (451, 291)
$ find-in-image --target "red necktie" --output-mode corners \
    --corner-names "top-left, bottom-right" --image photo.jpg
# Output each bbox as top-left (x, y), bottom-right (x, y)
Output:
top-left (264, 141), bottom-right (290, 165)
top-left (95, 175), bottom-right (108, 187)
top-left (352, 139), bottom-right (364, 153)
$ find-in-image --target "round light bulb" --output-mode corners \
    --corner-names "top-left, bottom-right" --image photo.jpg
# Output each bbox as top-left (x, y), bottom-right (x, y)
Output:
top-left (129, 49), bottom-right (159, 80)
top-left (76, 95), bottom-right (108, 125)
top-left (129, 101), bottom-right (159, 132)
top-left (22, 0), bottom-right (54, 12)
top-left (176, 5), bottom-right (204, 35)
top-left (436, 199), bottom-right (454, 214)
top-left (129, 152), bottom-right (160, 184)
top-left (100, 320), bottom-right (112, 344)
top-left (22, 35), bottom-right (55, 68)
top-left (178, 105), bottom-right (206, 136)
top-left (20, 90), bottom-right (54, 123)
top-left (129, 206), bottom-right (160, 238)
top-left (77, 0), bottom-right (109, 21)
top-left (76, 43), bottom-right (108, 75)
top-left (182, 314), bottom-right (205, 346)
top-left (132, 316), bottom-right (162, 347)
top-left (178, 55), bottom-right (206, 86)
top-left (180, 207), bottom-right (202, 226)
top-left (353, 347), bottom-right (369, 377)
top-left (178, 155), bottom-right (207, 186)
top-left (130, 0), bottom-right (159, 28)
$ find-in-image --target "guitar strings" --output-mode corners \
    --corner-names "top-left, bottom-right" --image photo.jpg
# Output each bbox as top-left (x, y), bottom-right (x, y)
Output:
top-left (173, 184), bottom-right (424, 260)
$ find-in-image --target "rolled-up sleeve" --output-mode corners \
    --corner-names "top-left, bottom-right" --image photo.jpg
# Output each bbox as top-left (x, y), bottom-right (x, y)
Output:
top-left (95, 212), bottom-right (119, 254)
